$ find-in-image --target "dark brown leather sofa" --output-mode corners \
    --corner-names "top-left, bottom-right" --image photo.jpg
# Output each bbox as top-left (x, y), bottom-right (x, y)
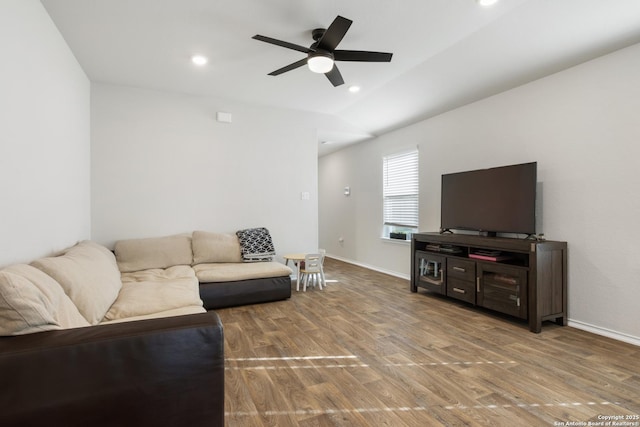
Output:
top-left (0, 312), bottom-right (224, 427)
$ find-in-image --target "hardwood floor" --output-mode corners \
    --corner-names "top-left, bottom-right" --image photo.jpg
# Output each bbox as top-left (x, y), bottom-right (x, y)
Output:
top-left (217, 258), bottom-right (640, 426)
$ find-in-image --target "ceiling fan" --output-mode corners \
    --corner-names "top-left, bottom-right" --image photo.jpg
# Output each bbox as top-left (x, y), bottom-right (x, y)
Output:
top-left (252, 15), bottom-right (393, 87)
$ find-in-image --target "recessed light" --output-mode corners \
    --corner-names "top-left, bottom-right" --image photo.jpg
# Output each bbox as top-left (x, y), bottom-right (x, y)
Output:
top-left (348, 85), bottom-right (361, 93)
top-left (191, 55), bottom-right (208, 66)
top-left (477, 0), bottom-right (499, 7)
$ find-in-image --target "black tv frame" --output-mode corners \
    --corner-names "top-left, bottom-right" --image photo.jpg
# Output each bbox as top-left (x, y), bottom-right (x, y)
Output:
top-left (440, 162), bottom-right (537, 237)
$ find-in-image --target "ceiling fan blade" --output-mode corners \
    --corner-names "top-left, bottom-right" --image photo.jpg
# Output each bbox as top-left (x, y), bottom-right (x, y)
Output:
top-left (317, 16), bottom-right (352, 51)
top-left (252, 35), bottom-right (312, 54)
top-left (268, 58), bottom-right (308, 76)
top-left (334, 50), bottom-right (393, 62)
top-left (325, 65), bottom-right (344, 87)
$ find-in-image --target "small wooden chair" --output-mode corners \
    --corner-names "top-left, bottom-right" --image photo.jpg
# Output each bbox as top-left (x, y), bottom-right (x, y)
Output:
top-left (300, 253), bottom-right (324, 291)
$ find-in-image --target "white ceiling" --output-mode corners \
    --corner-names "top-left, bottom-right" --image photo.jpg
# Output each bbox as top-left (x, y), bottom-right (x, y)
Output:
top-left (40, 0), bottom-right (640, 156)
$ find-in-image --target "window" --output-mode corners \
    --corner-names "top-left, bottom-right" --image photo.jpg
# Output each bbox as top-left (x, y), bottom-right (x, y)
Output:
top-left (383, 149), bottom-right (419, 238)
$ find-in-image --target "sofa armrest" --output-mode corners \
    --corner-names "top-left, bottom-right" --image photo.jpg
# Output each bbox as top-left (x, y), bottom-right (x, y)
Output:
top-left (0, 312), bottom-right (224, 427)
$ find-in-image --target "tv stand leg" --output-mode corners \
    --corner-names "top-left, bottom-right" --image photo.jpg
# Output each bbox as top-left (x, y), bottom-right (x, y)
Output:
top-left (529, 318), bottom-right (542, 333)
top-left (530, 315), bottom-right (566, 333)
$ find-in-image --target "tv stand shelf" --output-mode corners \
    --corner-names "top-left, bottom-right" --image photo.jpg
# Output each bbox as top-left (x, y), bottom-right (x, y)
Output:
top-left (411, 232), bottom-right (567, 333)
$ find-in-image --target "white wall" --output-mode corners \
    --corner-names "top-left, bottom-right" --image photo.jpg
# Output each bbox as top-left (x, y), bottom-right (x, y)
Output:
top-left (0, 0), bottom-right (91, 267)
top-left (91, 84), bottom-right (323, 260)
top-left (320, 42), bottom-right (640, 343)
top-left (319, 138), bottom-right (416, 277)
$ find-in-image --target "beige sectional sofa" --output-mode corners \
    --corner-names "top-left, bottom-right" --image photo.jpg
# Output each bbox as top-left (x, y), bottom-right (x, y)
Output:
top-left (0, 230), bottom-right (292, 426)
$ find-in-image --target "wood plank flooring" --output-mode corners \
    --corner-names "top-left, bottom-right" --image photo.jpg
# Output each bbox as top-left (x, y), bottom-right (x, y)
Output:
top-left (217, 258), bottom-right (640, 426)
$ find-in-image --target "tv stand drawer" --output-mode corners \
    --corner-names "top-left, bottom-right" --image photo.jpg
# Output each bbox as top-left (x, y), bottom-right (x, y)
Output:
top-left (447, 278), bottom-right (475, 304)
top-left (447, 259), bottom-right (475, 282)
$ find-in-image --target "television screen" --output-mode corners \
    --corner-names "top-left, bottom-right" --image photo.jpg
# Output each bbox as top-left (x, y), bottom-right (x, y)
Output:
top-left (440, 162), bottom-right (537, 235)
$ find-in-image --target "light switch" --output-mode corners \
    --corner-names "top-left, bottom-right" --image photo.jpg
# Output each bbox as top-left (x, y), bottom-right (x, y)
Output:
top-left (301, 191), bottom-right (310, 200)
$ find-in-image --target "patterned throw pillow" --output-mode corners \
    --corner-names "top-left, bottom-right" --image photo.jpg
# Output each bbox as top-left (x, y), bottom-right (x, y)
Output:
top-left (236, 227), bottom-right (276, 262)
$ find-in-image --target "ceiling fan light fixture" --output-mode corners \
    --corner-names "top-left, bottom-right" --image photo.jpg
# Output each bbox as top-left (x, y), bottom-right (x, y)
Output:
top-left (307, 52), bottom-right (334, 74)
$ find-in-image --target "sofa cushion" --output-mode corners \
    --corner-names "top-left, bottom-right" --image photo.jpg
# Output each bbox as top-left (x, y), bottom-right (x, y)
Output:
top-left (236, 227), bottom-right (276, 262)
top-left (192, 231), bottom-right (242, 264)
top-left (103, 266), bottom-right (203, 321)
top-left (31, 241), bottom-right (122, 325)
top-left (115, 234), bottom-right (193, 273)
top-left (100, 306), bottom-right (206, 325)
top-left (193, 261), bottom-right (292, 283)
top-left (0, 264), bottom-right (90, 335)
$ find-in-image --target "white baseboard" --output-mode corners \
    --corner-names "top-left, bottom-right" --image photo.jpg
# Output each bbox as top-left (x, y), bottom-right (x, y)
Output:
top-left (325, 254), bottom-right (410, 281)
top-left (568, 320), bottom-right (640, 347)
top-left (327, 254), bottom-right (639, 347)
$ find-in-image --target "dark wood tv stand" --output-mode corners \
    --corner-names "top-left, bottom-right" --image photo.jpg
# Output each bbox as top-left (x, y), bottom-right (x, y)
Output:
top-left (411, 232), bottom-right (567, 333)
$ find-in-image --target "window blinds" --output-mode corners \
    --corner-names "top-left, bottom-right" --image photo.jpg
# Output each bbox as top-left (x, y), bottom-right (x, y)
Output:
top-left (383, 150), bottom-right (419, 228)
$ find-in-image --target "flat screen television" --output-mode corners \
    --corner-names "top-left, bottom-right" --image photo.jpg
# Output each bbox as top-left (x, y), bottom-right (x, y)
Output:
top-left (440, 162), bottom-right (537, 236)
